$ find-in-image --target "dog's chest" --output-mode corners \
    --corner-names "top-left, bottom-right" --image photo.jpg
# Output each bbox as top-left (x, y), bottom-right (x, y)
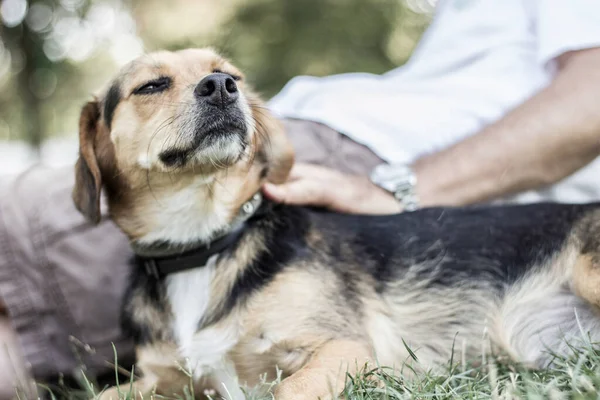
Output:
top-left (165, 260), bottom-right (239, 377)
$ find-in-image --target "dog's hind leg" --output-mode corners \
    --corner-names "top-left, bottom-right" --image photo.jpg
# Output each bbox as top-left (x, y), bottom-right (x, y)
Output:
top-left (492, 249), bottom-right (600, 368)
top-left (273, 339), bottom-right (373, 400)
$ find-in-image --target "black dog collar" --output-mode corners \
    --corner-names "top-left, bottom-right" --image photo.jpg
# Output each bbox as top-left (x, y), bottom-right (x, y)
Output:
top-left (137, 192), bottom-right (263, 278)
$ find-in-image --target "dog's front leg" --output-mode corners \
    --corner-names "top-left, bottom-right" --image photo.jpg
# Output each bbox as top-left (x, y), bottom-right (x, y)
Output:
top-left (96, 343), bottom-right (201, 400)
top-left (96, 367), bottom-right (205, 400)
top-left (273, 339), bottom-right (373, 400)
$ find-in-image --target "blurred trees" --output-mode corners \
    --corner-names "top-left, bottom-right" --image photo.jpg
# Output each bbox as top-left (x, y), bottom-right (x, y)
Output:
top-left (0, 0), bottom-right (431, 148)
top-left (0, 0), bottom-right (141, 148)
top-left (1, 0), bottom-right (64, 149)
top-left (214, 0), bottom-right (428, 97)
top-left (1, 0), bottom-right (83, 149)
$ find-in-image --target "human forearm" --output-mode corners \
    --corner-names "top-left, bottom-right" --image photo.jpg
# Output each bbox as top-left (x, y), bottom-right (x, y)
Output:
top-left (413, 48), bottom-right (600, 207)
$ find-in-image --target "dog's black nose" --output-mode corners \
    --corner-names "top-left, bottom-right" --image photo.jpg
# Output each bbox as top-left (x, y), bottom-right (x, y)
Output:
top-left (195, 73), bottom-right (238, 107)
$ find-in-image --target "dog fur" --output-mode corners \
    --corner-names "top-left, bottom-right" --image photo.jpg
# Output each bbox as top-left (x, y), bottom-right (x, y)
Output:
top-left (72, 48), bottom-right (600, 400)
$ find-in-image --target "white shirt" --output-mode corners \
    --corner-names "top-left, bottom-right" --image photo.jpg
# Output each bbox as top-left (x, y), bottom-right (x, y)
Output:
top-left (269, 0), bottom-right (600, 203)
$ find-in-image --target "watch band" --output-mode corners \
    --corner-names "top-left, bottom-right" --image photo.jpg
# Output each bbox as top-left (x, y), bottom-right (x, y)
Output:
top-left (392, 176), bottom-right (419, 211)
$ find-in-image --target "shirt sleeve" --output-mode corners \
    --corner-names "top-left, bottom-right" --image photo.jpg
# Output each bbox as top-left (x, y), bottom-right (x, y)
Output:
top-left (531, 0), bottom-right (600, 67)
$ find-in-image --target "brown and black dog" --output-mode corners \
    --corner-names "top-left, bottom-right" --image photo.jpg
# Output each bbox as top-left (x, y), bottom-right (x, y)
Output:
top-left (73, 48), bottom-right (600, 399)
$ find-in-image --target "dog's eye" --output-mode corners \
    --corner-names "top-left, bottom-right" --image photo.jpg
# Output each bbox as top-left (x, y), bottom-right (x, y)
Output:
top-left (212, 69), bottom-right (241, 81)
top-left (133, 77), bottom-right (171, 95)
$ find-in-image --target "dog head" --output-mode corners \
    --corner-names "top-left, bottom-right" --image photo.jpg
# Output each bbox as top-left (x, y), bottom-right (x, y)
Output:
top-left (72, 48), bottom-right (294, 245)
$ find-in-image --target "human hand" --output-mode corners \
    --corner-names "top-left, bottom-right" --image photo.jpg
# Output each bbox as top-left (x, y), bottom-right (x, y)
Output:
top-left (262, 163), bottom-right (402, 215)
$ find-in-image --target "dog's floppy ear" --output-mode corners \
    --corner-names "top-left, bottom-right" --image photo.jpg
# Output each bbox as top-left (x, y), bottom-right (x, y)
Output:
top-left (254, 107), bottom-right (295, 184)
top-left (72, 100), bottom-right (103, 224)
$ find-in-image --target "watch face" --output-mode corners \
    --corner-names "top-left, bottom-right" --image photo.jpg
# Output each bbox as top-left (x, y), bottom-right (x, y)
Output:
top-left (371, 164), bottom-right (413, 192)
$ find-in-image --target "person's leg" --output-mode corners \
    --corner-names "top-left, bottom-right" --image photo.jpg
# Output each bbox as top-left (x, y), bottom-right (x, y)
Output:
top-left (0, 165), bottom-right (134, 397)
top-left (283, 119), bottom-right (384, 174)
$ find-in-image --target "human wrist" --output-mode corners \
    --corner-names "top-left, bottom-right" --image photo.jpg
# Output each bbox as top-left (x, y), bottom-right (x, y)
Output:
top-left (369, 181), bottom-right (404, 214)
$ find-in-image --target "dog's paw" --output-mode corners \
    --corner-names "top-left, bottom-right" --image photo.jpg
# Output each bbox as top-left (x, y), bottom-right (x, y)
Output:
top-left (95, 383), bottom-right (147, 400)
top-left (273, 375), bottom-right (337, 400)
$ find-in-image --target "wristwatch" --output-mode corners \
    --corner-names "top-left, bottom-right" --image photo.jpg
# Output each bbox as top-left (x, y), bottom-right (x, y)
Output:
top-left (370, 163), bottom-right (419, 211)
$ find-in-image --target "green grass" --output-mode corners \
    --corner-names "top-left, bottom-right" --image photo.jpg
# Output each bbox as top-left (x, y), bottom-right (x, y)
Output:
top-left (33, 341), bottom-right (600, 400)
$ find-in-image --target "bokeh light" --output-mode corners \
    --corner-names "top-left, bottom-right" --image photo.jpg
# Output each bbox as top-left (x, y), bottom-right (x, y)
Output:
top-left (25, 2), bottom-right (53, 32)
top-left (0, 0), bottom-right (145, 64)
top-left (0, 0), bottom-right (27, 28)
top-left (59, 0), bottom-right (84, 12)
